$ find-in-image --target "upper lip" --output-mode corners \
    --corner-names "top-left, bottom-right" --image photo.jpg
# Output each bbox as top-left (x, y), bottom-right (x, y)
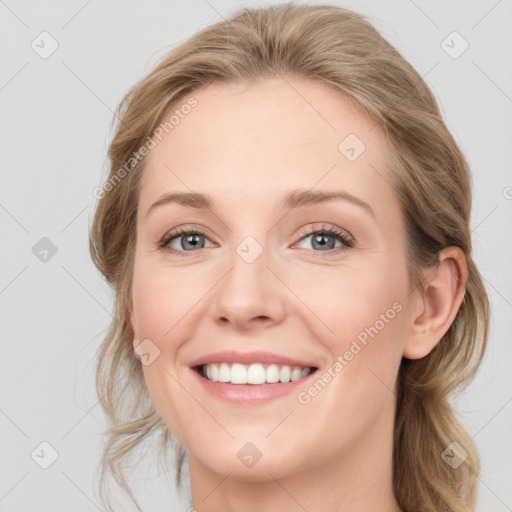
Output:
top-left (189, 350), bottom-right (319, 369)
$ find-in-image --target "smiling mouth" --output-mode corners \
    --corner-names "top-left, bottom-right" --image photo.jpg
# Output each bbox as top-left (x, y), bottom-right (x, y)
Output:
top-left (194, 363), bottom-right (318, 385)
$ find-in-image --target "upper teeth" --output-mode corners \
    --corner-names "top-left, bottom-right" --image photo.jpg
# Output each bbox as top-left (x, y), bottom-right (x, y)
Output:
top-left (202, 363), bottom-right (312, 385)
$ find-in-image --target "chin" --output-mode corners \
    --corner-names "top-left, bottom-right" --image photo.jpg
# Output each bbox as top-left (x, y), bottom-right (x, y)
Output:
top-left (191, 443), bottom-right (304, 481)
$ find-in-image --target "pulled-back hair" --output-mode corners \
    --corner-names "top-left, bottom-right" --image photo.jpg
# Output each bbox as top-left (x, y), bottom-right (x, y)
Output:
top-left (89, 3), bottom-right (490, 511)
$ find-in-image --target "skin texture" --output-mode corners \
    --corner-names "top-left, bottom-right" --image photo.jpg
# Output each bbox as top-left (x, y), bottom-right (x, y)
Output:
top-left (129, 77), bottom-right (467, 512)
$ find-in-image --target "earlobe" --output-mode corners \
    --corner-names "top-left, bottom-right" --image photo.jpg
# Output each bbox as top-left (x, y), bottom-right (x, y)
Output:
top-left (403, 246), bottom-right (467, 360)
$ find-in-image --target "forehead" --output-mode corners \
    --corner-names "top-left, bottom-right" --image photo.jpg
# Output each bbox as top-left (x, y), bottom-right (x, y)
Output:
top-left (138, 77), bottom-right (397, 219)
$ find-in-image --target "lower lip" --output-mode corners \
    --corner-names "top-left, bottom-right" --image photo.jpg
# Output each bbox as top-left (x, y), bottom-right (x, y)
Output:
top-left (190, 367), bottom-right (317, 405)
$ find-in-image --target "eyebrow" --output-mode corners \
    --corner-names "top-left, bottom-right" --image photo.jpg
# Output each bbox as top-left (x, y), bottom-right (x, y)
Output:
top-left (145, 188), bottom-right (375, 219)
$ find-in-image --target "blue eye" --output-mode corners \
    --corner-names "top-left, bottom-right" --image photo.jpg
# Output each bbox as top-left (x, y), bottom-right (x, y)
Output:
top-left (158, 223), bottom-right (353, 257)
top-left (159, 228), bottom-right (213, 254)
top-left (296, 232), bottom-right (346, 251)
top-left (294, 225), bottom-right (353, 253)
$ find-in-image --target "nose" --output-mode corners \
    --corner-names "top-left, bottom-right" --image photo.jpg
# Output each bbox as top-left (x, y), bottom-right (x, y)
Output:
top-left (209, 242), bottom-right (286, 332)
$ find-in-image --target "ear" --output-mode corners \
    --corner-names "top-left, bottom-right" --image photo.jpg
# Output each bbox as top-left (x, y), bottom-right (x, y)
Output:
top-left (403, 246), bottom-right (467, 360)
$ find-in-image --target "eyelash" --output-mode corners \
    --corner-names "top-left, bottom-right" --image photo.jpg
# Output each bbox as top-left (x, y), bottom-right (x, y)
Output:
top-left (157, 224), bottom-right (354, 257)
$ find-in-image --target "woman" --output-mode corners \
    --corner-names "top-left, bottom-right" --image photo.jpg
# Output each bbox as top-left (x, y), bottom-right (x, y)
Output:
top-left (89, 3), bottom-right (489, 511)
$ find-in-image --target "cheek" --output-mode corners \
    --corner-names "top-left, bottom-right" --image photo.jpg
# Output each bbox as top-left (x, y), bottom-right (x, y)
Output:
top-left (287, 260), bottom-right (407, 419)
top-left (131, 261), bottom-right (207, 345)
top-left (287, 271), bottom-right (406, 453)
top-left (289, 260), bottom-right (407, 354)
top-left (130, 261), bottom-right (209, 444)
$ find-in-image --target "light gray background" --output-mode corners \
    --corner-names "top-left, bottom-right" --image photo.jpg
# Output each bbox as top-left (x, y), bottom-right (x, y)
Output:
top-left (1, 0), bottom-right (511, 511)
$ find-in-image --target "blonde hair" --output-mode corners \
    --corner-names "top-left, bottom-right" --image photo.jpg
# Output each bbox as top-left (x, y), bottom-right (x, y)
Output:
top-left (89, 3), bottom-right (490, 511)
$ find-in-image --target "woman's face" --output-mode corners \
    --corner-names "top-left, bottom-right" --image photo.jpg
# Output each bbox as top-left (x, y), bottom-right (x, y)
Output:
top-left (130, 77), bottom-right (413, 481)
